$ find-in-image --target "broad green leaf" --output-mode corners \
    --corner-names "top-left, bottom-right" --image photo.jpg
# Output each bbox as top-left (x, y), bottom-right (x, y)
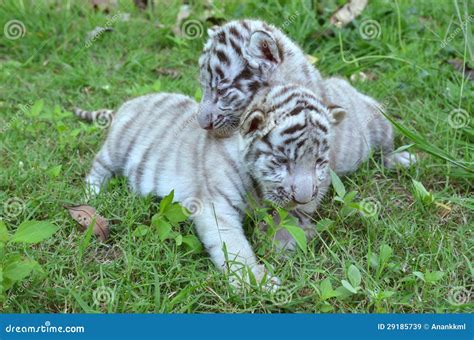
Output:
top-left (413, 271), bottom-right (425, 281)
top-left (159, 191), bottom-right (174, 214)
top-left (425, 270), bottom-right (444, 283)
top-left (343, 191), bottom-right (358, 203)
top-left (319, 303), bottom-right (334, 312)
top-left (165, 204), bottom-right (189, 224)
top-left (11, 220), bottom-right (59, 244)
top-left (369, 253), bottom-right (379, 269)
top-left (175, 234), bottom-right (183, 246)
top-left (133, 224), bottom-right (149, 237)
top-left (154, 218), bottom-right (172, 241)
top-left (0, 221), bottom-right (9, 243)
top-left (379, 244), bottom-right (393, 263)
top-left (282, 225), bottom-right (307, 253)
top-left (330, 169), bottom-right (346, 198)
top-left (320, 278), bottom-right (341, 301)
top-left (29, 99), bottom-right (44, 117)
top-left (412, 179), bottom-right (435, 205)
top-left (4, 259), bottom-right (37, 282)
top-left (341, 280), bottom-right (358, 294)
top-left (379, 290), bottom-right (396, 299)
top-left (46, 165), bottom-right (62, 178)
top-left (316, 219), bottom-right (334, 232)
top-left (181, 235), bottom-right (203, 253)
top-left (347, 265), bottom-right (362, 287)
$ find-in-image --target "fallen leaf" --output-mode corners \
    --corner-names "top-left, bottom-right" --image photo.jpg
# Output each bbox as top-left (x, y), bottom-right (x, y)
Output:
top-left (448, 59), bottom-right (474, 81)
top-left (330, 0), bottom-right (368, 28)
top-left (154, 67), bottom-right (181, 79)
top-left (65, 205), bottom-right (109, 241)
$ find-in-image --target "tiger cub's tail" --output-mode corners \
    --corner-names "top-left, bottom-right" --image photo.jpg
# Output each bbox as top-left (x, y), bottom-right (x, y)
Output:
top-left (73, 108), bottom-right (115, 127)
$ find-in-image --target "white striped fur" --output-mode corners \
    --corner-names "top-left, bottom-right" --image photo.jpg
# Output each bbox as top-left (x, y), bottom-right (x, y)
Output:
top-left (324, 77), bottom-right (416, 172)
top-left (79, 84), bottom-right (337, 288)
top-left (196, 19), bottom-right (415, 170)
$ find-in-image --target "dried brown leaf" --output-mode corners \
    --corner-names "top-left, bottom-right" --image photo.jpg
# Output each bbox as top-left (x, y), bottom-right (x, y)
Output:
top-left (330, 0), bottom-right (368, 28)
top-left (65, 205), bottom-right (110, 241)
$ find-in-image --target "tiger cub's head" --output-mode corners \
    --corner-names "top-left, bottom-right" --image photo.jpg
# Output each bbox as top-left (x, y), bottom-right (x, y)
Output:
top-left (240, 85), bottom-right (345, 208)
top-left (198, 20), bottom-right (287, 138)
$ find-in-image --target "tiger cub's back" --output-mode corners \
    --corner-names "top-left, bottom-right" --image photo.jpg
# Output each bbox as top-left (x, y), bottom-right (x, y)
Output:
top-left (325, 77), bottom-right (394, 174)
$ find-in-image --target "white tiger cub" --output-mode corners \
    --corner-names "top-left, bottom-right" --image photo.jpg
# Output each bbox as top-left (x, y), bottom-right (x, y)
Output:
top-left (76, 84), bottom-right (338, 288)
top-left (197, 19), bottom-right (327, 136)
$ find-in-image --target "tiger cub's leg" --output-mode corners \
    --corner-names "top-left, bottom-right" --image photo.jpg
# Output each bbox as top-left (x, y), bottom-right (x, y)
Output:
top-left (85, 146), bottom-right (115, 199)
top-left (193, 204), bottom-right (280, 290)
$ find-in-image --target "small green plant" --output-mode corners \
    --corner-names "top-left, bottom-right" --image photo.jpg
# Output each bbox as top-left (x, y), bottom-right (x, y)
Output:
top-left (133, 191), bottom-right (202, 254)
top-left (260, 207), bottom-right (308, 253)
top-left (330, 169), bottom-right (378, 218)
top-left (0, 220), bottom-right (59, 302)
top-left (413, 270), bottom-right (444, 284)
top-left (412, 179), bottom-right (436, 205)
top-left (341, 264), bottom-right (363, 294)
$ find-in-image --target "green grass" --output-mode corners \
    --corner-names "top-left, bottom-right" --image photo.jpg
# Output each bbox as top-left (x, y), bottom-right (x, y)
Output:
top-left (0, 0), bottom-right (472, 313)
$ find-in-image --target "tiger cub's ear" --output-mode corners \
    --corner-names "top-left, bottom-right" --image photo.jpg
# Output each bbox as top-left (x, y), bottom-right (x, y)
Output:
top-left (240, 110), bottom-right (265, 136)
top-left (244, 30), bottom-right (281, 71)
top-left (207, 25), bottom-right (219, 37)
top-left (329, 106), bottom-right (347, 125)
